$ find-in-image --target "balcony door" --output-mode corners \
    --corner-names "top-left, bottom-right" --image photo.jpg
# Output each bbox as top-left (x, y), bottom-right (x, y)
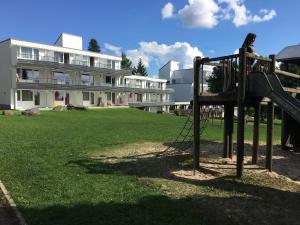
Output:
top-left (112, 77), bottom-right (115, 87)
top-left (65, 93), bottom-right (70, 105)
top-left (64, 53), bottom-right (69, 64)
top-left (112, 93), bottom-right (115, 104)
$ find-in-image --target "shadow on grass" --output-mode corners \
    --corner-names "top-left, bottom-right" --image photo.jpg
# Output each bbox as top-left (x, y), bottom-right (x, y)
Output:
top-left (62, 140), bottom-right (300, 225)
top-left (20, 178), bottom-right (300, 225)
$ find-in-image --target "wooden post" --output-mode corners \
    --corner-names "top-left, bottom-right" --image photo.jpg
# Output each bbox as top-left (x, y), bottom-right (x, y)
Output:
top-left (237, 47), bottom-right (247, 178)
top-left (223, 104), bottom-right (229, 158)
top-left (281, 111), bottom-right (288, 150)
top-left (266, 101), bottom-right (274, 171)
top-left (228, 103), bottom-right (234, 159)
top-left (193, 57), bottom-right (201, 170)
top-left (252, 101), bottom-right (261, 164)
top-left (223, 103), bottom-right (234, 158)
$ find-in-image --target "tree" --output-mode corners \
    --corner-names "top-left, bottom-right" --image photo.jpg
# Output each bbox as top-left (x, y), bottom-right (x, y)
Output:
top-left (206, 66), bottom-right (224, 93)
top-left (136, 58), bottom-right (148, 76)
top-left (121, 52), bottom-right (133, 69)
top-left (88, 39), bottom-right (101, 53)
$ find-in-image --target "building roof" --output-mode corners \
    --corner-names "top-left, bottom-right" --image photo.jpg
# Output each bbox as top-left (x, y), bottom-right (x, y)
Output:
top-left (277, 44), bottom-right (300, 61)
top-left (2, 38), bottom-right (121, 61)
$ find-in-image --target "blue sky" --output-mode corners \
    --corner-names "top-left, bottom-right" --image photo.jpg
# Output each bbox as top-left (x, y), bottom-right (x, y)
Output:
top-left (0, 0), bottom-right (299, 75)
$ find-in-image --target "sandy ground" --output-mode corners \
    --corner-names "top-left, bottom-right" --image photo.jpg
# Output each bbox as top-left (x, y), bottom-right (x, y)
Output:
top-left (97, 141), bottom-right (300, 185)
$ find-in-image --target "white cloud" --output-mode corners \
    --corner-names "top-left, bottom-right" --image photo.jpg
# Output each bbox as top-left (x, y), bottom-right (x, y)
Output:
top-left (233, 48), bottom-right (239, 54)
top-left (162, 2), bottom-right (174, 19)
top-left (162, 0), bottom-right (276, 28)
top-left (178, 0), bottom-right (220, 28)
top-left (219, 0), bottom-right (277, 27)
top-left (104, 43), bottom-right (122, 56)
top-left (126, 41), bottom-right (203, 69)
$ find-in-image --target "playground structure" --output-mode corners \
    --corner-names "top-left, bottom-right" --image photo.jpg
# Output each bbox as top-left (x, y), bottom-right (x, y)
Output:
top-left (193, 47), bottom-right (300, 178)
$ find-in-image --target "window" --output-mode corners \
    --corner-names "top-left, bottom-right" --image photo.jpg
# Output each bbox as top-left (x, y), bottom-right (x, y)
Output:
top-left (20, 69), bottom-right (39, 82)
top-left (112, 61), bottom-right (115, 69)
top-left (20, 47), bottom-right (32, 59)
top-left (136, 93), bottom-right (142, 102)
top-left (34, 49), bottom-right (39, 60)
top-left (106, 92), bottom-right (111, 101)
top-left (106, 76), bottom-right (111, 84)
top-left (82, 92), bottom-right (90, 101)
top-left (107, 60), bottom-right (112, 69)
top-left (54, 91), bottom-right (64, 101)
top-left (54, 52), bottom-right (64, 63)
top-left (53, 72), bottom-right (69, 84)
top-left (17, 90), bottom-right (21, 101)
top-left (82, 56), bottom-right (89, 66)
top-left (22, 90), bottom-right (33, 101)
top-left (81, 75), bottom-right (94, 86)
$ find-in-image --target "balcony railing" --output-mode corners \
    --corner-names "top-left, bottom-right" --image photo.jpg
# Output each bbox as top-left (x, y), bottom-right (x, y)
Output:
top-left (17, 53), bottom-right (121, 70)
top-left (17, 78), bottom-right (173, 92)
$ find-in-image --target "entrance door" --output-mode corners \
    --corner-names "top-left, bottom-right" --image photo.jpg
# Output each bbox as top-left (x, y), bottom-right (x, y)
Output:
top-left (34, 91), bottom-right (40, 106)
top-left (64, 53), bottom-right (69, 64)
top-left (112, 93), bottom-right (115, 105)
top-left (90, 92), bottom-right (94, 105)
top-left (65, 93), bottom-right (70, 105)
top-left (90, 57), bottom-right (95, 67)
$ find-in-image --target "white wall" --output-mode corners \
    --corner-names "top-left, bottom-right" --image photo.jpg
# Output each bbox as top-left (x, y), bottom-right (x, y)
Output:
top-left (0, 40), bottom-right (14, 109)
top-left (159, 61), bottom-right (179, 82)
top-left (167, 83), bottom-right (193, 102)
top-left (55, 33), bottom-right (83, 50)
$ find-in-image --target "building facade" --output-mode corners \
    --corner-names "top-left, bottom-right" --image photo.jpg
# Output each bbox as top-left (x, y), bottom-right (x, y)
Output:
top-left (0, 33), bottom-right (173, 112)
top-left (159, 60), bottom-right (213, 103)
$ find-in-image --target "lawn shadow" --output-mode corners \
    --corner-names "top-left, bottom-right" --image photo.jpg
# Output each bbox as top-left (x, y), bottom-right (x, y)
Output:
top-left (65, 140), bottom-right (300, 225)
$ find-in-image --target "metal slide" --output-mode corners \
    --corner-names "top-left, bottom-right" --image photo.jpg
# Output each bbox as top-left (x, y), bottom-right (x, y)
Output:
top-left (249, 72), bottom-right (300, 124)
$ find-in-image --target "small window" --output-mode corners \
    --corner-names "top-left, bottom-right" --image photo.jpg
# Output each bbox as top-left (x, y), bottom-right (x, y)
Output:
top-left (22, 90), bottom-right (33, 101)
top-left (106, 76), bottom-right (111, 84)
top-left (54, 91), bottom-right (64, 101)
top-left (82, 92), bottom-right (90, 101)
top-left (81, 75), bottom-right (94, 86)
top-left (21, 47), bottom-right (32, 59)
top-left (17, 90), bottom-right (21, 101)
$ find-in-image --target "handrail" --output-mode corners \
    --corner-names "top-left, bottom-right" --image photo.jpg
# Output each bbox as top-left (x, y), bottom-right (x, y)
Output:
top-left (201, 54), bottom-right (239, 63)
top-left (283, 87), bottom-right (300, 94)
top-left (275, 69), bottom-right (300, 79)
top-left (245, 53), bottom-right (272, 62)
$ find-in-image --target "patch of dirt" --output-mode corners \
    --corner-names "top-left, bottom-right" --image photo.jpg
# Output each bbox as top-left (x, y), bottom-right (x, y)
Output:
top-left (94, 141), bottom-right (300, 186)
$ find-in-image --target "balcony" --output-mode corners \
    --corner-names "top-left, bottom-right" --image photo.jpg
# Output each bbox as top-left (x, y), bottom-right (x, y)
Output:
top-left (16, 53), bottom-right (122, 70)
top-left (16, 78), bottom-right (174, 94)
top-left (128, 100), bottom-right (175, 107)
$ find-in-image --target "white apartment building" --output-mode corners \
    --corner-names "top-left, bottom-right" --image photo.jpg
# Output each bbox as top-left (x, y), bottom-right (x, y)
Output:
top-left (0, 33), bottom-right (173, 112)
top-left (159, 60), bottom-right (213, 103)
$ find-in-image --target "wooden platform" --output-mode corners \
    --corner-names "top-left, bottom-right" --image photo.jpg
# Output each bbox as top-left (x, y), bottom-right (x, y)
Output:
top-left (198, 92), bottom-right (236, 105)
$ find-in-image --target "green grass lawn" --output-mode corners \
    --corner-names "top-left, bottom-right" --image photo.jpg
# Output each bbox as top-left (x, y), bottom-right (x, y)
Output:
top-left (0, 109), bottom-right (298, 225)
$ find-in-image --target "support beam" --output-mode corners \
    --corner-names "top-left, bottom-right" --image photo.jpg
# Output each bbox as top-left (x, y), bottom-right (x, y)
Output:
top-left (228, 104), bottom-right (234, 159)
top-left (223, 104), bottom-right (229, 158)
top-left (237, 48), bottom-right (247, 178)
top-left (266, 101), bottom-right (274, 171)
top-left (252, 101), bottom-right (261, 164)
top-left (281, 111), bottom-right (288, 151)
top-left (223, 103), bottom-right (234, 158)
top-left (193, 57), bottom-right (201, 170)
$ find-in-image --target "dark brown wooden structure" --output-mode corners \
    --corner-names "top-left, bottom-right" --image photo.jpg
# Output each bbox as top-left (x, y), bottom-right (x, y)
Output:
top-left (193, 48), bottom-right (300, 178)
